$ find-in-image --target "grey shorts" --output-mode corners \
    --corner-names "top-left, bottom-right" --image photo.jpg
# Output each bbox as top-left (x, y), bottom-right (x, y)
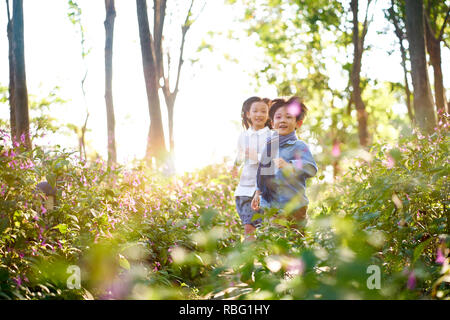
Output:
top-left (235, 196), bottom-right (262, 227)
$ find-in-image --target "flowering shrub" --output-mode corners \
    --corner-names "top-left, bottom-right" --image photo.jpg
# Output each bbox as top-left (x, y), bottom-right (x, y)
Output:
top-left (0, 128), bottom-right (240, 299)
top-left (0, 116), bottom-right (448, 300)
top-left (186, 117), bottom-right (449, 300)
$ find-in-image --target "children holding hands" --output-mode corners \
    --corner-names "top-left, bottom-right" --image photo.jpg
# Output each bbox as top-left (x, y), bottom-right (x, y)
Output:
top-left (233, 96), bottom-right (318, 239)
top-left (252, 97), bottom-right (317, 226)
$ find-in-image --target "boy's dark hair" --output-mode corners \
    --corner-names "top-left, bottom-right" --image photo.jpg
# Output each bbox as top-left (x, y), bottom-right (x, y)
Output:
top-left (241, 96), bottom-right (272, 129)
top-left (269, 96), bottom-right (308, 122)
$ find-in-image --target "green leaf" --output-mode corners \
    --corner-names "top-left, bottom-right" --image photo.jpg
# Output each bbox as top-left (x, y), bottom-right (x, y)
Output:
top-left (273, 218), bottom-right (290, 228)
top-left (413, 237), bottom-right (434, 263)
top-left (0, 267), bottom-right (9, 281)
top-left (53, 224), bottom-right (68, 234)
top-left (0, 218), bottom-right (9, 234)
top-left (119, 254), bottom-right (130, 270)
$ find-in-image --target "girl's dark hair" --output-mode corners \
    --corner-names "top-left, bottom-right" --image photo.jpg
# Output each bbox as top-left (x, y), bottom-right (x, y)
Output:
top-left (241, 96), bottom-right (272, 129)
top-left (269, 96), bottom-right (308, 122)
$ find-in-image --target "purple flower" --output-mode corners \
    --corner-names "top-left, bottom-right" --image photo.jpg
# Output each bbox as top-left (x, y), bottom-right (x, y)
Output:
top-left (407, 271), bottom-right (416, 290)
top-left (436, 248), bottom-right (445, 264)
top-left (14, 276), bottom-right (22, 287)
top-left (385, 155), bottom-right (395, 169)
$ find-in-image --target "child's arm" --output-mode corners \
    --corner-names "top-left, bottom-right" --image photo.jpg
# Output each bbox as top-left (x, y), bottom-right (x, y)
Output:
top-left (232, 133), bottom-right (245, 178)
top-left (275, 143), bottom-right (317, 178)
top-left (290, 143), bottom-right (318, 178)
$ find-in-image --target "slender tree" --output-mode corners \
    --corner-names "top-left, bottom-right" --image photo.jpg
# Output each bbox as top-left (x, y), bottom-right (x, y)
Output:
top-left (136, 0), bottom-right (202, 163)
top-left (404, 0), bottom-right (436, 132)
top-left (136, 0), bottom-right (167, 162)
top-left (104, 0), bottom-right (117, 166)
top-left (424, 0), bottom-right (449, 117)
top-left (6, 0), bottom-right (16, 144)
top-left (386, 0), bottom-right (414, 123)
top-left (153, 0), bottom-right (165, 81)
top-left (11, 0), bottom-right (30, 149)
top-left (160, 0), bottom-right (196, 153)
top-left (350, 0), bottom-right (372, 147)
top-left (67, 1), bottom-right (90, 160)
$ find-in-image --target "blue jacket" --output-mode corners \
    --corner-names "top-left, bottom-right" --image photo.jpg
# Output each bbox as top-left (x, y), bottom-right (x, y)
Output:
top-left (258, 139), bottom-right (318, 211)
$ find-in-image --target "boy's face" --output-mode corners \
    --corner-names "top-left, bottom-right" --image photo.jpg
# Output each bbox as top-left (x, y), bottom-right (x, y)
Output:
top-left (273, 106), bottom-right (302, 135)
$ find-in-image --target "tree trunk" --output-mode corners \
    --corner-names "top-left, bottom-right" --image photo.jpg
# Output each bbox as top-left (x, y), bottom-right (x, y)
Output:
top-left (6, 0), bottom-right (16, 144)
top-left (136, 0), bottom-right (166, 162)
top-left (400, 46), bottom-right (414, 123)
top-left (12, 0), bottom-right (30, 149)
top-left (388, 1), bottom-right (414, 123)
top-left (350, 0), bottom-right (370, 147)
top-left (160, 1), bottom-right (192, 155)
top-left (167, 99), bottom-right (174, 153)
top-left (404, 0), bottom-right (436, 133)
top-left (153, 0), bottom-right (166, 80)
top-left (425, 16), bottom-right (448, 117)
top-left (105, 0), bottom-right (117, 166)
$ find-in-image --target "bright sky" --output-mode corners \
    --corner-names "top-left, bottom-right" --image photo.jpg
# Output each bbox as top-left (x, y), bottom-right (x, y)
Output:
top-left (0, 0), bottom-right (448, 173)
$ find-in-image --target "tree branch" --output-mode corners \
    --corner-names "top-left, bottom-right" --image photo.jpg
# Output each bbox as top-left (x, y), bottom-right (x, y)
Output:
top-left (438, 6), bottom-right (450, 41)
top-left (192, 0), bottom-right (206, 23)
top-left (443, 38), bottom-right (450, 50)
top-left (173, 0), bottom-right (194, 96)
top-left (361, 0), bottom-right (375, 43)
top-left (6, 0), bottom-right (11, 22)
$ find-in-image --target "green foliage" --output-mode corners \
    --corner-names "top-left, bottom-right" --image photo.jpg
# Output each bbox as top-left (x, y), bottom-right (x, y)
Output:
top-left (227, 0), bottom-right (413, 175)
top-left (0, 130), bottom-right (239, 299)
top-left (67, 1), bottom-right (90, 58)
top-left (0, 84), bottom-right (69, 141)
top-left (424, 0), bottom-right (450, 41)
top-left (0, 117), bottom-right (448, 299)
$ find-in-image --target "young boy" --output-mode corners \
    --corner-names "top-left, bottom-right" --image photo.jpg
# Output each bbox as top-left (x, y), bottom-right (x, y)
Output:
top-left (251, 97), bottom-right (317, 226)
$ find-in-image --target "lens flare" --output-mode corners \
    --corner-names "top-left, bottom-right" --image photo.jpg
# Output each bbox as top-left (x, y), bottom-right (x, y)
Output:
top-left (287, 101), bottom-right (301, 117)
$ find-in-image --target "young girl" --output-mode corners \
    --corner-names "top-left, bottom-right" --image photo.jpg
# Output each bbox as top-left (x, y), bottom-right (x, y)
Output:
top-left (232, 97), bottom-right (272, 240)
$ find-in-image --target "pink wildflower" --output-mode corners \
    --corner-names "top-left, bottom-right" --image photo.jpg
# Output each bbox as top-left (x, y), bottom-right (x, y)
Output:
top-left (385, 155), bottom-right (395, 169)
top-left (14, 276), bottom-right (22, 287)
top-left (436, 248), bottom-right (445, 264)
top-left (407, 271), bottom-right (416, 290)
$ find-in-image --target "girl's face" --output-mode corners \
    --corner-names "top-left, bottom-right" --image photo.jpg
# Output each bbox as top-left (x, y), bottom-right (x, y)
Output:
top-left (246, 101), bottom-right (269, 130)
top-left (273, 106), bottom-right (302, 135)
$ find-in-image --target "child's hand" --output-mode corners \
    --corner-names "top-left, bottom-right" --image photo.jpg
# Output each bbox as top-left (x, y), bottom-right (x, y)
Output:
top-left (273, 158), bottom-right (289, 169)
top-left (251, 192), bottom-right (260, 211)
top-left (231, 166), bottom-right (238, 178)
